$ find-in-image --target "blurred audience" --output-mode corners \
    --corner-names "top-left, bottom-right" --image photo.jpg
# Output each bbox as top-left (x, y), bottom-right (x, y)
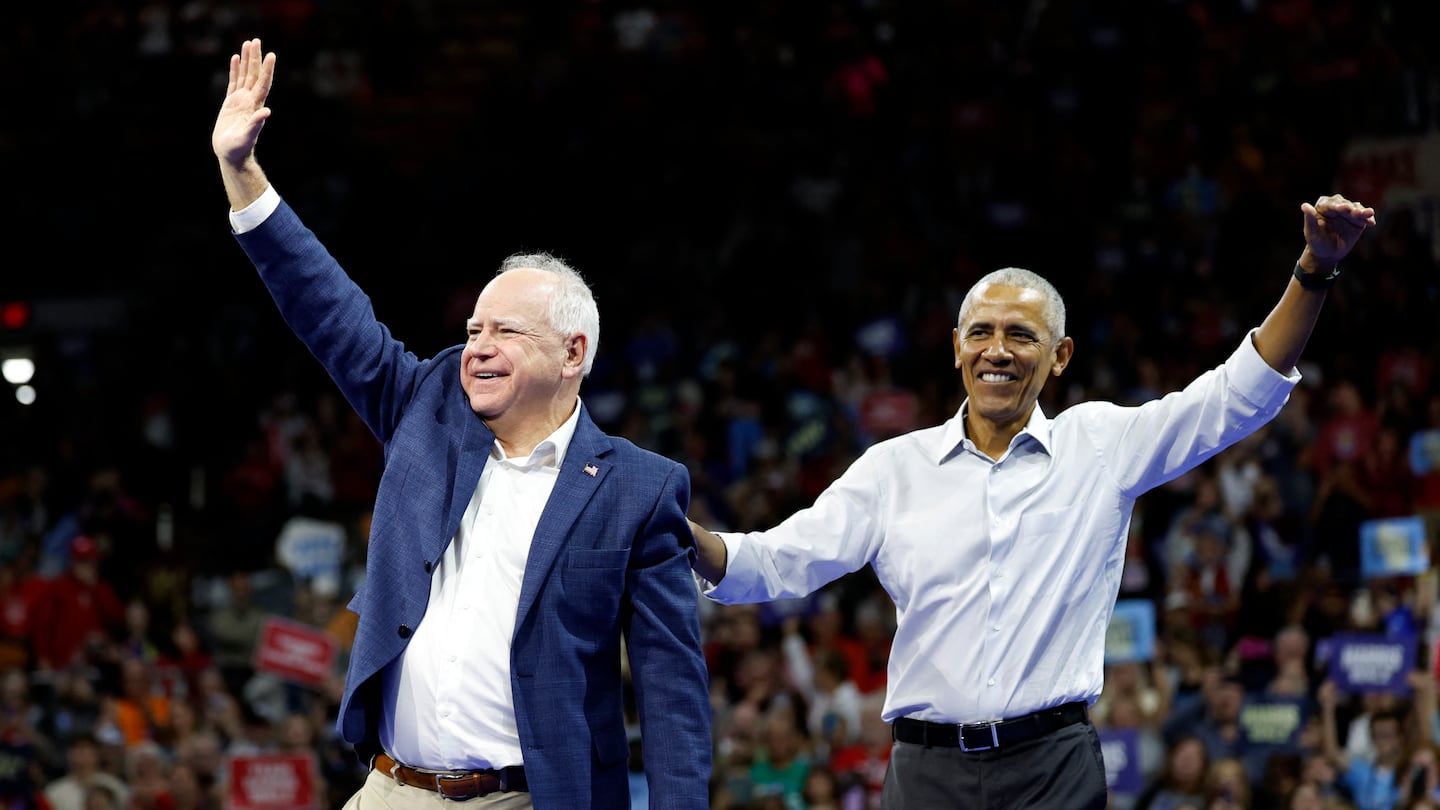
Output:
top-left (0, 1), bottom-right (1438, 807)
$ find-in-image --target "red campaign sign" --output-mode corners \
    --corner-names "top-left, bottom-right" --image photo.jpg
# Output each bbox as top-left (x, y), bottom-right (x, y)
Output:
top-left (228, 753), bottom-right (317, 810)
top-left (860, 390), bottom-right (918, 439)
top-left (252, 615), bottom-right (336, 688)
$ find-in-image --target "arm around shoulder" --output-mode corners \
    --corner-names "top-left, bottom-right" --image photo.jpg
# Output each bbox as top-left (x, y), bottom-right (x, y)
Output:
top-left (687, 518), bottom-right (728, 584)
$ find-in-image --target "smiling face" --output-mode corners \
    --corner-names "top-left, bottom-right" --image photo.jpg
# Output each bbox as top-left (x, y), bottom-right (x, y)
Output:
top-left (953, 283), bottom-right (1072, 447)
top-left (461, 268), bottom-right (586, 449)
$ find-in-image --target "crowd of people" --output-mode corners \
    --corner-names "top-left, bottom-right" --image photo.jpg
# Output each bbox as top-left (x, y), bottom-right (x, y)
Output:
top-left (3, 0), bottom-right (1440, 808)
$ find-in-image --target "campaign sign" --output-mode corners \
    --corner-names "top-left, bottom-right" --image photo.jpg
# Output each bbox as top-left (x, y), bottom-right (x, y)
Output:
top-left (1411, 428), bottom-right (1440, 475)
top-left (1238, 696), bottom-right (1306, 747)
top-left (1328, 632), bottom-right (1415, 694)
top-left (1105, 599), bottom-right (1157, 664)
top-left (253, 615), bottom-right (336, 688)
top-left (1099, 728), bottom-right (1142, 797)
top-left (1359, 516), bottom-right (1428, 579)
top-left (228, 753), bottom-right (317, 809)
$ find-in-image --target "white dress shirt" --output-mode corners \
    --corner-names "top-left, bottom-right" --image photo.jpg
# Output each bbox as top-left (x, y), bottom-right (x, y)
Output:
top-left (706, 331), bottom-right (1298, 725)
top-left (380, 403), bottom-right (581, 770)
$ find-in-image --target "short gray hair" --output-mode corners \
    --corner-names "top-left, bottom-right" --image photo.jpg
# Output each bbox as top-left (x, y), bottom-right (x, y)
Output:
top-left (957, 266), bottom-right (1067, 341)
top-left (497, 252), bottom-right (600, 376)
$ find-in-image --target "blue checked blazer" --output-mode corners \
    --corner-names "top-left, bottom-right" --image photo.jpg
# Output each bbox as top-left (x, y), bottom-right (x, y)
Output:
top-left (234, 201), bottom-right (711, 809)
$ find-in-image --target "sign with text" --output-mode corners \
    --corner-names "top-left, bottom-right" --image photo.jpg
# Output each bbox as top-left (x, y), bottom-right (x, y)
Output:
top-left (1327, 632), bottom-right (1415, 694)
top-left (1105, 599), bottom-right (1156, 664)
top-left (1238, 697), bottom-right (1306, 748)
top-left (1360, 516), bottom-right (1428, 579)
top-left (227, 753), bottom-right (317, 810)
top-left (1099, 728), bottom-right (1142, 797)
top-left (253, 615), bottom-right (336, 688)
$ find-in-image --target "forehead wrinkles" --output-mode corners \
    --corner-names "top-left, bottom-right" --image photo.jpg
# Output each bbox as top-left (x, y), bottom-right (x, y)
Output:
top-left (964, 284), bottom-right (1053, 334)
top-left (472, 277), bottom-right (557, 329)
top-left (964, 304), bottom-right (1045, 332)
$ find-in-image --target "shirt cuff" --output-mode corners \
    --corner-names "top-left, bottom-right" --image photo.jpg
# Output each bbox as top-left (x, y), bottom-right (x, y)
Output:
top-left (228, 184), bottom-right (281, 234)
top-left (1235, 327), bottom-right (1301, 397)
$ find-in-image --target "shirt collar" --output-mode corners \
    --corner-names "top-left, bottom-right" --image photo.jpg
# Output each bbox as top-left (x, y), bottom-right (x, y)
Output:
top-left (490, 399), bottom-right (583, 470)
top-left (936, 399), bottom-right (1055, 464)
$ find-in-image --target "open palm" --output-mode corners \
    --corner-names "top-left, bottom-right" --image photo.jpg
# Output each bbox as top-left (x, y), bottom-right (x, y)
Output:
top-left (211, 38), bottom-right (275, 166)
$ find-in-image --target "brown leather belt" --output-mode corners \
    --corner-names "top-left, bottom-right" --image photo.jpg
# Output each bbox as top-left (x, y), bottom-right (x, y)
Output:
top-left (374, 752), bottom-right (528, 799)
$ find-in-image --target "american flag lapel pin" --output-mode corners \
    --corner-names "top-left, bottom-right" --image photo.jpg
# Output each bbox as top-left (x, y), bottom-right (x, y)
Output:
top-left (584, 463), bottom-right (599, 477)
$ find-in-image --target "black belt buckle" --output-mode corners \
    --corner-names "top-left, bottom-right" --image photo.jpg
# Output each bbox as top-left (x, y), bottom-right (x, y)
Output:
top-left (958, 721), bottom-right (1000, 752)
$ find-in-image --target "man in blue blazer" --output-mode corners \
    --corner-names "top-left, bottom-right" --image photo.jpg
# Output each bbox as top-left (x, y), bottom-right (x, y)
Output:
top-left (211, 38), bottom-right (711, 809)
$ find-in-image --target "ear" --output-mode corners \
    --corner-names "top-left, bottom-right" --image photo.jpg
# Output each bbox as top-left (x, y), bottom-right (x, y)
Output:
top-left (952, 328), bottom-right (963, 369)
top-left (562, 333), bottom-right (588, 379)
top-left (1049, 336), bottom-right (1074, 377)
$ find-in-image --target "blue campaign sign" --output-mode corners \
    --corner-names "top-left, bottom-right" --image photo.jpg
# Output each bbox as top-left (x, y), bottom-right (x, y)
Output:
top-left (1100, 728), bottom-right (1142, 797)
top-left (1328, 632), bottom-right (1415, 694)
top-left (1411, 428), bottom-right (1440, 475)
top-left (1359, 516), bottom-right (1429, 579)
top-left (1105, 599), bottom-right (1156, 664)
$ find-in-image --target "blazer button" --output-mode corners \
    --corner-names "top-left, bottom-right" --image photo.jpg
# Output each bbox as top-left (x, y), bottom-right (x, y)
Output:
top-left (423, 560), bottom-right (432, 573)
top-left (398, 625), bottom-right (412, 639)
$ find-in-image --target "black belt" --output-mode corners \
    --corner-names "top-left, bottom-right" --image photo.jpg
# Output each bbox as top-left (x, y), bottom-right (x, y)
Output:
top-left (374, 752), bottom-right (527, 799)
top-left (891, 702), bottom-right (1090, 752)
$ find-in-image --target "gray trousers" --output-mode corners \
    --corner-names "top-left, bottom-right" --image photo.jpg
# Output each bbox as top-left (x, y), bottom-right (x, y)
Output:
top-left (883, 720), bottom-right (1109, 809)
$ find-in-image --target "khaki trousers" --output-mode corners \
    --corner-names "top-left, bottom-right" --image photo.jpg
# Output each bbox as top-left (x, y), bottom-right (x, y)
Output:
top-left (341, 768), bottom-right (534, 810)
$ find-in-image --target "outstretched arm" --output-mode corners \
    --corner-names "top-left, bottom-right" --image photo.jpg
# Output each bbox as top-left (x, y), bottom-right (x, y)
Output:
top-left (1252, 194), bottom-right (1376, 374)
top-left (687, 518), bottom-right (728, 584)
top-left (212, 38), bottom-right (276, 211)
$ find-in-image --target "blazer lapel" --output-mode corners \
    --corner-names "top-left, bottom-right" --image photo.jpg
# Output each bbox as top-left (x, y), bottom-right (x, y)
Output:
top-left (516, 405), bottom-right (613, 629)
top-left (445, 407), bottom-right (496, 544)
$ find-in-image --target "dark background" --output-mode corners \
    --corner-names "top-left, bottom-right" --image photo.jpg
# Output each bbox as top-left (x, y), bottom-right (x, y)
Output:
top-left (1, 0), bottom-right (1437, 564)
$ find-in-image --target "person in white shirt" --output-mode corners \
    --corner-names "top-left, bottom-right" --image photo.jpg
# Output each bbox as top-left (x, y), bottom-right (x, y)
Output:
top-left (687, 194), bottom-right (1376, 808)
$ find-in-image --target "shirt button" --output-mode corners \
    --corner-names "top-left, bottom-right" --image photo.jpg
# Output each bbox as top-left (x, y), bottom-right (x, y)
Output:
top-left (992, 625), bottom-right (1000, 631)
top-left (449, 655), bottom-right (457, 663)
top-left (988, 679), bottom-right (996, 686)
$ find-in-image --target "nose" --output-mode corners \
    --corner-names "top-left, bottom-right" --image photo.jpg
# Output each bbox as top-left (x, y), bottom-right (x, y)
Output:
top-left (980, 334), bottom-right (1013, 360)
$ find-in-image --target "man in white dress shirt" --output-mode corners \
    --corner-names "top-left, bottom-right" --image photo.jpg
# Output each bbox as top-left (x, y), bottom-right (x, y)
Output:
top-left (688, 195), bottom-right (1376, 808)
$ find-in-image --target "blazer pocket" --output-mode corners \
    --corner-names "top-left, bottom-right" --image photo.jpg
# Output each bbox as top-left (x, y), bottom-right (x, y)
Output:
top-left (560, 548), bottom-right (631, 628)
top-left (566, 547), bottom-right (632, 569)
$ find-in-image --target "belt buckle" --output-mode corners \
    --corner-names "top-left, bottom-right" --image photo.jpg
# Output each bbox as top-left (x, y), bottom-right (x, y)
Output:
top-left (434, 771), bottom-right (504, 801)
top-left (958, 721), bottom-right (1000, 752)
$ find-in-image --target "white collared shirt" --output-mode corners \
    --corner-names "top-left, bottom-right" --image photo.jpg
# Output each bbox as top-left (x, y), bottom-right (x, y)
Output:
top-left (705, 331), bottom-right (1297, 725)
top-left (381, 403), bottom-right (581, 770)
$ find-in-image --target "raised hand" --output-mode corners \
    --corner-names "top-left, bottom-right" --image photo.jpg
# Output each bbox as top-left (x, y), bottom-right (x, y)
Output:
top-left (212, 38), bottom-right (276, 168)
top-left (1301, 194), bottom-right (1376, 268)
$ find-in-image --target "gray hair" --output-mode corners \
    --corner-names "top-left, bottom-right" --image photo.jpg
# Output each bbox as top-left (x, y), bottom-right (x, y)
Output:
top-left (957, 266), bottom-right (1067, 341)
top-left (497, 251), bottom-right (600, 376)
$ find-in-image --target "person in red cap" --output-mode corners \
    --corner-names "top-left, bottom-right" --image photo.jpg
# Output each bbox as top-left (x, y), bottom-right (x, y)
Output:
top-left (30, 535), bottom-right (125, 671)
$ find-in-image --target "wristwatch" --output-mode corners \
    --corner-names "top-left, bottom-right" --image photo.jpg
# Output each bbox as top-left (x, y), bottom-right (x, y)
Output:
top-left (1293, 261), bottom-right (1340, 290)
